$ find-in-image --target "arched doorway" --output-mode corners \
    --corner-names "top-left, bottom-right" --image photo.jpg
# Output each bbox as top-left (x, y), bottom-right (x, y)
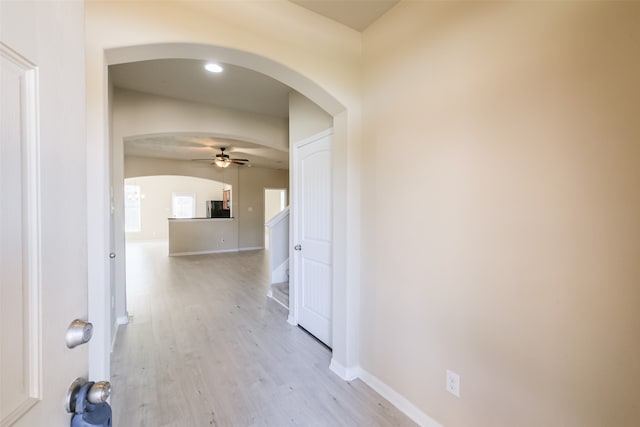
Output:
top-left (88, 42), bottom-right (358, 384)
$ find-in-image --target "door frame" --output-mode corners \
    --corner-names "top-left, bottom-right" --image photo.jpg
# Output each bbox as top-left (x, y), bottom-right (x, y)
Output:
top-left (288, 128), bottom-right (332, 336)
top-left (88, 42), bottom-right (360, 382)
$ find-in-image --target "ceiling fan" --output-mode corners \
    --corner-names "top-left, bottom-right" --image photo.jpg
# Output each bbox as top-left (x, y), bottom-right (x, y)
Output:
top-left (192, 147), bottom-right (249, 168)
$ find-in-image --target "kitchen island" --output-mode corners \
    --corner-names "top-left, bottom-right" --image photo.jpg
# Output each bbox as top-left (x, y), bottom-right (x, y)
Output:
top-left (168, 217), bottom-right (238, 256)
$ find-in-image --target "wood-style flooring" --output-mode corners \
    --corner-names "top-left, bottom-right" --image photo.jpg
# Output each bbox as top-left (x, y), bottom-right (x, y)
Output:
top-left (111, 241), bottom-right (416, 427)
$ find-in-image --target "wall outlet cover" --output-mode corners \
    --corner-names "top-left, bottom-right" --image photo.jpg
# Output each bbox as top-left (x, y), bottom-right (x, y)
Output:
top-left (446, 369), bottom-right (460, 397)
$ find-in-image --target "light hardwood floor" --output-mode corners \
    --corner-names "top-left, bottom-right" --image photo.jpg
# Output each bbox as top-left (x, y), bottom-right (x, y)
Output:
top-left (111, 241), bottom-right (416, 427)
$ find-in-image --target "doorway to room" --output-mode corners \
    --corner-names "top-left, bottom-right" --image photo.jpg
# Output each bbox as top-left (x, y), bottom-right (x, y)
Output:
top-left (94, 42), bottom-right (355, 386)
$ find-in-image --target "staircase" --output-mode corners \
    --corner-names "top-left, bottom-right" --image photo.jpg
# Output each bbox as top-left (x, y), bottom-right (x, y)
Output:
top-left (265, 207), bottom-right (289, 308)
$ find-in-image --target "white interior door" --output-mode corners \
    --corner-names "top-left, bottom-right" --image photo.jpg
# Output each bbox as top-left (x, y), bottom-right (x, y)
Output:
top-left (1, 2), bottom-right (89, 426)
top-left (292, 130), bottom-right (333, 347)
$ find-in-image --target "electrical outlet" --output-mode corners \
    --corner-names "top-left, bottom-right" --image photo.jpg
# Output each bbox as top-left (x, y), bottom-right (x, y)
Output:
top-left (446, 370), bottom-right (460, 397)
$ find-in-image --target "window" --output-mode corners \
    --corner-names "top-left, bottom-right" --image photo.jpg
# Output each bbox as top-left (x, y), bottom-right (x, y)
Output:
top-left (172, 192), bottom-right (196, 218)
top-left (124, 184), bottom-right (142, 232)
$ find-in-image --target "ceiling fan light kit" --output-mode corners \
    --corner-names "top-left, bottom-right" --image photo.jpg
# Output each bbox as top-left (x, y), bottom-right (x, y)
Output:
top-left (214, 158), bottom-right (231, 168)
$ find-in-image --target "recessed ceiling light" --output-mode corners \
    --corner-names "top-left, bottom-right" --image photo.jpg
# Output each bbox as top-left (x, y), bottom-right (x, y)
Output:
top-left (204, 63), bottom-right (223, 73)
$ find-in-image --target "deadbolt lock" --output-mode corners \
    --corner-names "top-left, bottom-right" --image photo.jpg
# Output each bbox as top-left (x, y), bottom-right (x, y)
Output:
top-left (66, 319), bottom-right (93, 349)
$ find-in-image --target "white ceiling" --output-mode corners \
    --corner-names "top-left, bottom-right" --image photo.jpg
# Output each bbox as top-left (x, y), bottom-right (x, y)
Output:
top-left (111, 59), bottom-right (291, 169)
top-left (112, 1), bottom-right (398, 170)
top-left (125, 133), bottom-right (289, 170)
top-left (110, 59), bottom-right (291, 118)
top-left (290, 0), bottom-right (399, 32)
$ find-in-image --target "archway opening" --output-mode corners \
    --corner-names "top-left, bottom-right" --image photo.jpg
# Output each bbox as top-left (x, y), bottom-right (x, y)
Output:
top-left (95, 42), bottom-right (355, 386)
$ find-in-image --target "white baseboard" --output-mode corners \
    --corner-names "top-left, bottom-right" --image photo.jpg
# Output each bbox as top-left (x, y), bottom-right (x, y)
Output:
top-left (287, 314), bottom-right (297, 326)
top-left (329, 358), bottom-right (360, 381)
top-left (169, 248), bottom-right (238, 256)
top-left (358, 368), bottom-right (442, 427)
top-left (268, 293), bottom-right (289, 310)
top-left (111, 314), bottom-right (129, 352)
top-left (111, 322), bottom-right (119, 352)
top-left (127, 238), bottom-right (167, 243)
top-left (169, 246), bottom-right (264, 256)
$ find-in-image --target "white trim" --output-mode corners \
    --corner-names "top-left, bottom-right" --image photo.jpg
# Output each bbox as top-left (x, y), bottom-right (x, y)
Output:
top-left (111, 320), bottom-right (119, 351)
top-left (289, 128), bottom-right (334, 342)
top-left (125, 238), bottom-right (166, 243)
top-left (169, 248), bottom-right (239, 256)
top-left (295, 128), bottom-right (333, 148)
top-left (169, 246), bottom-right (264, 257)
top-left (329, 359), bottom-right (359, 381)
top-left (87, 52), bottom-right (111, 383)
top-left (110, 314), bottom-right (129, 352)
top-left (265, 206), bottom-right (289, 228)
top-left (358, 368), bottom-right (442, 427)
top-left (168, 217), bottom-right (234, 222)
top-left (287, 313), bottom-right (297, 326)
top-left (267, 293), bottom-right (289, 310)
top-left (287, 128), bottom-right (336, 339)
top-left (22, 47), bottom-right (42, 406)
top-left (0, 41), bottom-right (42, 425)
top-left (330, 351), bottom-right (442, 427)
top-left (271, 258), bottom-right (289, 284)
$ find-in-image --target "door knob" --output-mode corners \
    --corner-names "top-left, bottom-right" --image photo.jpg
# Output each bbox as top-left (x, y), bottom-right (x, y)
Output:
top-left (109, 252), bottom-right (116, 259)
top-left (66, 378), bottom-right (85, 413)
top-left (66, 319), bottom-right (93, 349)
top-left (87, 381), bottom-right (111, 403)
top-left (294, 244), bottom-right (302, 251)
top-left (66, 378), bottom-right (111, 413)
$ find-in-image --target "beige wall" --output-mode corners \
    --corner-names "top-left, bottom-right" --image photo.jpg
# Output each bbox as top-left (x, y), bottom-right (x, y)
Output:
top-left (124, 175), bottom-right (228, 241)
top-left (238, 167), bottom-right (289, 249)
top-left (265, 189), bottom-right (286, 223)
top-left (85, 2), bottom-right (640, 425)
top-left (113, 88), bottom-right (288, 150)
top-left (289, 91), bottom-right (333, 143)
top-left (362, 2), bottom-right (640, 426)
top-left (125, 156), bottom-right (287, 250)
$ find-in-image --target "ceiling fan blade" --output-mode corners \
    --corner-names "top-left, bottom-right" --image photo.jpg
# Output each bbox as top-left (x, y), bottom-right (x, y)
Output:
top-left (230, 158), bottom-right (249, 162)
top-left (230, 160), bottom-right (247, 165)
